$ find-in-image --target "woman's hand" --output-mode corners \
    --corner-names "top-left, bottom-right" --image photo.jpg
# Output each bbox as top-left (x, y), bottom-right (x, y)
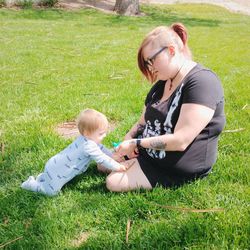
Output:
top-left (112, 151), bottom-right (125, 162)
top-left (126, 149), bottom-right (139, 159)
top-left (116, 140), bottom-right (137, 158)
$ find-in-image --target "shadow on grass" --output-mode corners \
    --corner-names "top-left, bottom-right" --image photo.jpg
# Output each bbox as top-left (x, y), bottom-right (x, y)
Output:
top-left (64, 166), bottom-right (109, 193)
top-left (107, 5), bottom-right (221, 27)
top-left (0, 5), bottom-right (221, 28)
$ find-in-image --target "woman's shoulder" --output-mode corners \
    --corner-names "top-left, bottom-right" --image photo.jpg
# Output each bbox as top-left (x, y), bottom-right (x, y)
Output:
top-left (184, 63), bottom-right (223, 93)
top-left (182, 64), bottom-right (224, 109)
top-left (186, 64), bottom-right (221, 83)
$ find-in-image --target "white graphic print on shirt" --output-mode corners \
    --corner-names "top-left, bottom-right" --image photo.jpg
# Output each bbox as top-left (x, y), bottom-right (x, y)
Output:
top-left (143, 83), bottom-right (184, 159)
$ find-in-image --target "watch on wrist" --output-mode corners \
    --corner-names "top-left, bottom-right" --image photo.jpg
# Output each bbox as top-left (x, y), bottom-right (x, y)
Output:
top-left (136, 139), bottom-right (142, 147)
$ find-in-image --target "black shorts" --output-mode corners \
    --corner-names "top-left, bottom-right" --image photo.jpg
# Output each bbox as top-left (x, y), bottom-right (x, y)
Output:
top-left (137, 153), bottom-right (173, 188)
top-left (137, 151), bottom-right (211, 188)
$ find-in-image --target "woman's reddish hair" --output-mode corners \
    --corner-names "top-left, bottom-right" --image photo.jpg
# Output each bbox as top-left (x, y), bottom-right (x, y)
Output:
top-left (137, 23), bottom-right (192, 83)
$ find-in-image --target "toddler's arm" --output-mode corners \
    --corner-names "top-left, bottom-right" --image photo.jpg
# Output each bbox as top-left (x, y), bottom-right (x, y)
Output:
top-left (84, 140), bottom-right (125, 171)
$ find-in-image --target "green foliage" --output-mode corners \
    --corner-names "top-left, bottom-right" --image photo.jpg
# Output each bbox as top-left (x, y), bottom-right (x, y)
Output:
top-left (38, 0), bottom-right (58, 7)
top-left (0, 0), bottom-right (58, 8)
top-left (15, 0), bottom-right (34, 8)
top-left (0, 0), bottom-right (5, 7)
top-left (0, 4), bottom-right (249, 249)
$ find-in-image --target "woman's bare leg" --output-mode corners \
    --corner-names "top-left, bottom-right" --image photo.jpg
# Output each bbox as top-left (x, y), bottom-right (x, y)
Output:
top-left (106, 159), bottom-right (152, 192)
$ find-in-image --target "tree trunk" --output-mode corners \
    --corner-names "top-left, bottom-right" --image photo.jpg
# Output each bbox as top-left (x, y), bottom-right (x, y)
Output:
top-left (114, 0), bottom-right (140, 16)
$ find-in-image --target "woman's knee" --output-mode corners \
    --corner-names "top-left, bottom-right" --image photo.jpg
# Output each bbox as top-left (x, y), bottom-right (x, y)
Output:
top-left (105, 160), bottom-right (152, 192)
top-left (106, 172), bottom-right (127, 192)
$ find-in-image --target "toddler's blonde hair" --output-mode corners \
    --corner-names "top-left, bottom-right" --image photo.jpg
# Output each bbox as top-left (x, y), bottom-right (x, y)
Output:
top-left (76, 109), bottom-right (108, 135)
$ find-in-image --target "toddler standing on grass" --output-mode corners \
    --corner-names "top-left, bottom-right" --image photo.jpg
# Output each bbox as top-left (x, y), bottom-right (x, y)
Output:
top-left (21, 108), bottom-right (127, 196)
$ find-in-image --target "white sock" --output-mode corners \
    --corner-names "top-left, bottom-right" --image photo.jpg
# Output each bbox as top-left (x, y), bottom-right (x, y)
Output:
top-left (21, 176), bottom-right (41, 193)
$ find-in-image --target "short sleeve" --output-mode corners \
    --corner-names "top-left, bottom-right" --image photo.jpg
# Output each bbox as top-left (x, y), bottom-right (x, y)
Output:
top-left (182, 69), bottom-right (224, 110)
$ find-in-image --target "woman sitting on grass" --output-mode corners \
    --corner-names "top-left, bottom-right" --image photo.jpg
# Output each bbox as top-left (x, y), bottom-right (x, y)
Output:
top-left (105, 23), bottom-right (226, 192)
top-left (21, 109), bottom-right (128, 196)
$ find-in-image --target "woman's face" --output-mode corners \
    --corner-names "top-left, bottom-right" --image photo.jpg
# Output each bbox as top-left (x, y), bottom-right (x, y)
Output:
top-left (143, 43), bottom-right (175, 81)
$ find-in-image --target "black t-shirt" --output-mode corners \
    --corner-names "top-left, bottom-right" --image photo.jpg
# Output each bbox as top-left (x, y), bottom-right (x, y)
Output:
top-left (137, 64), bottom-right (226, 187)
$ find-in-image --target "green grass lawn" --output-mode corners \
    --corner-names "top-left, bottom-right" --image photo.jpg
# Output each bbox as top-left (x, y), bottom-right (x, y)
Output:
top-left (0, 3), bottom-right (249, 249)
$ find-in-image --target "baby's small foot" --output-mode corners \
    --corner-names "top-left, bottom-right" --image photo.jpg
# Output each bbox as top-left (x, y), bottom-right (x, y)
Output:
top-left (21, 176), bottom-right (41, 193)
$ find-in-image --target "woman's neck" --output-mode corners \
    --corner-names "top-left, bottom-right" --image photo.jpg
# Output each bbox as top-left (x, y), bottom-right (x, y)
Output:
top-left (160, 60), bottom-right (196, 102)
top-left (169, 60), bottom-right (196, 91)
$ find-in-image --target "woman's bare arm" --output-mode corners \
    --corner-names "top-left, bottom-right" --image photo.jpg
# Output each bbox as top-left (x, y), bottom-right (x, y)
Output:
top-left (117, 103), bottom-right (215, 155)
top-left (124, 106), bottom-right (146, 140)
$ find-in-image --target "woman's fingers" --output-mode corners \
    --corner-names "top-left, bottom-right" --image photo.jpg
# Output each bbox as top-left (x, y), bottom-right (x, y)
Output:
top-left (117, 141), bottom-right (134, 155)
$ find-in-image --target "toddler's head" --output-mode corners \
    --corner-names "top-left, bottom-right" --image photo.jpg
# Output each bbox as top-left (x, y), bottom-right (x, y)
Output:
top-left (77, 109), bottom-right (109, 144)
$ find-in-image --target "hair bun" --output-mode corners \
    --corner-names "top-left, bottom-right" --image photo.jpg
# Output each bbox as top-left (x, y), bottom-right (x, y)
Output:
top-left (171, 23), bottom-right (188, 45)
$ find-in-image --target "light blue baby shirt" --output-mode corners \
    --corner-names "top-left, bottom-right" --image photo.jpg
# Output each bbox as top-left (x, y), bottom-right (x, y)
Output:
top-left (32, 136), bottom-right (120, 195)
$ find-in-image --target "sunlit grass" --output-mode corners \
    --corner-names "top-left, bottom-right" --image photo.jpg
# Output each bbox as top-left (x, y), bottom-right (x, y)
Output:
top-left (0, 4), bottom-right (249, 249)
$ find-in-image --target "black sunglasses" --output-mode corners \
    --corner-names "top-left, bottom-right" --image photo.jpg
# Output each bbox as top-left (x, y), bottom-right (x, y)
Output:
top-left (145, 46), bottom-right (168, 67)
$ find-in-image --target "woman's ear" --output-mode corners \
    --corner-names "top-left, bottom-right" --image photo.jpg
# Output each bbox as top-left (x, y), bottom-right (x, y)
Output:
top-left (168, 46), bottom-right (175, 56)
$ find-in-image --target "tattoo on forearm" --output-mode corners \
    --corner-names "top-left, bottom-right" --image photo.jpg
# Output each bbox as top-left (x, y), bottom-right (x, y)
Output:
top-left (150, 140), bottom-right (167, 150)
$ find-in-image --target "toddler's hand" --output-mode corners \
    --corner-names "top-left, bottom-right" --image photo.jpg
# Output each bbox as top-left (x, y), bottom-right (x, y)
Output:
top-left (115, 160), bottom-right (136, 172)
top-left (116, 164), bottom-right (127, 172)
